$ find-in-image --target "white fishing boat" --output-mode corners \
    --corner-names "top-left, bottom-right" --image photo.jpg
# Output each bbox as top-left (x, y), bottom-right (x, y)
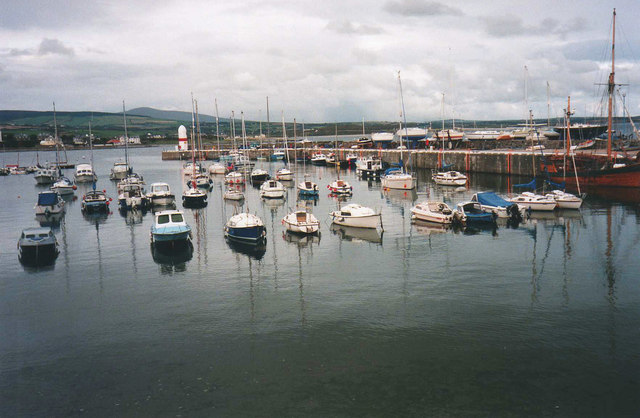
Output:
top-left (74, 163), bottom-right (96, 183)
top-left (432, 170), bottom-right (468, 186)
top-left (260, 179), bottom-right (285, 199)
top-left (223, 186), bottom-right (245, 201)
top-left (117, 173), bottom-right (145, 194)
top-left (118, 183), bottom-right (149, 211)
top-left (147, 182), bottom-right (176, 207)
top-left (282, 208), bottom-right (320, 235)
top-left (18, 227), bottom-right (59, 265)
top-left (544, 190), bottom-right (583, 209)
top-left (50, 176), bottom-right (76, 195)
top-left (355, 156), bottom-right (383, 177)
top-left (34, 166), bottom-right (57, 185)
top-left (276, 167), bottom-right (293, 181)
top-left (329, 203), bottom-right (381, 229)
top-left (150, 209), bottom-right (192, 246)
top-left (327, 179), bottom-right (353, 195)
top-left (410, 201), bottom-right (461, 224)
top-left (34, 191), bottom-right (65, 216)
top-left (509, 192), bottom-right (557, 211)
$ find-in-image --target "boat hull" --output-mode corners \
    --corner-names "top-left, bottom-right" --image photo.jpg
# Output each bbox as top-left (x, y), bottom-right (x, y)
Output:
top-left (381, 175), bottom-right (416, 190)
top-left (224, 225), bottom-right (266, 243)
top-left (550, 163), bottom-right (640, 188)
top-left (330, 213), bottom-right (380, 229)
top-left (18, 243), bottom-right (59, 265)
top-left (182, 195), bottom-right (207, 208)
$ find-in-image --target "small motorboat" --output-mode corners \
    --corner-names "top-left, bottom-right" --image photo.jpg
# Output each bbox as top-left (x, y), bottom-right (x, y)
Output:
top-left (225, 171), bottom-right (245, 184)
top-left (298, 178), bottom-right (319, 197)
top-left (282, 209), bottom-right (320, 235)
top-left (260, 179), bottom-right (285, 199)
top-left (471, 192), bottom-right (522, 221)
top-left (271, 149), bottom-right (286, 161)
top-left (194, 173), bottom-right (213, 189)
top-left (381, 167), bottom-right (416, 190)
top-left (225, 212), bottom-right (267, 244)
top-left (544, 190), bottom-right (583, 209)
top-left (50, 176), bottom-right (76, 195)
top-left (34, 166), bottom-right (58, 185)
top-left (346, 153), bottom-right (358, 166)
top-left (455, 201), bottom-right (496, 224)
top-left (82, 189), bottom-right (111, 213)
top-left (276, 167), bottom-right (293, 181)
top-left (150, 209), bottom-right (192, 247)
top-left (410, 201), bottom-right (462, 224)
top-left (329, 203), bottom-right (381, 229)
top-left (117, 173), bottom-right (145, 194)
top-left (250, 168), bottom-right (270, 183)
top-left (110, 161), bottom-right (129, 180)
top-left (223, 186), bottom-right (245, 201)
top-left (182, 186), bottom-right (207, 208)
top-left (118, 183), bottom-right (149, 211)
top-left (509, 192), bottom-right (557, 211)
top-left (310, 153), bottom-right (328, 165)
top-left (74, 163), bottom-right (97, 183)
top-left (18, 227), bottom-right (59, 265)
top-left (432, 170), bottom-right (467, 186)
top-left (147, 182), bottom-right (176, 207)
top-left (327, 179), bottom-right (352, 195)
top-left (356, 157), bottom-right (384, 178)
top-left (208, 162), bottom-right (227, 175)
top-left (35, 191), bottom-right (65, 216)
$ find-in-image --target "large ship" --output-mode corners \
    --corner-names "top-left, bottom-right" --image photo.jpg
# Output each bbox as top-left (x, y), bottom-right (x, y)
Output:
top-left (545, 9), bottom-right (640, 189)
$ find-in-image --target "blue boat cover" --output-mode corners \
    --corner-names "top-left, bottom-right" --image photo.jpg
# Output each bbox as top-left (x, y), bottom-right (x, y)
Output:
top-left (37, 192), bottom-right (58, 206)
top-left (475, 192), bottom-right (510, 207)
top-left (513, 178), bottom-right (536, 190)
top-left (545, 179), bottom-right (565, 189)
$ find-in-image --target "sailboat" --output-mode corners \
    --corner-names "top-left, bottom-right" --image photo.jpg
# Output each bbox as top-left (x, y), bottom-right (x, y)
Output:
top-left (225, 114), bottom-right (267, 244)
top-left (327, 125), bottom-right (353, 195)
top-left (208, 99), bottom-right (227, 175)
top-left (546, 9), bottom-right (640, 188)
top-left (381, 71), bottom-right (416, 190)
top-left (182, 96), bottom-right (208, 208)
top-left (275, 114), bottom-right (293, 181)
top-left (224, 112), bottom-right (247, 201)
top-left (75, 122), bottom-right (97, 183)
top-left (284, 138), bottom-right (320, 235)
top-left (34, 105), bottom-right (61, 184)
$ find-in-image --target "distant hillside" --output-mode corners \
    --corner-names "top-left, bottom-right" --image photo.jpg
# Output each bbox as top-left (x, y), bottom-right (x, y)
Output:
top-left (128, 107), bottom-right (218, 123)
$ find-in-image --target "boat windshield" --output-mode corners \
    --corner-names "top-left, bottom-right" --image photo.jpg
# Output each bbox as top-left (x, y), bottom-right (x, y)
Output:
top-left (171, 213), bottom-right (184, 223)
top-left (157, 214), bottom-right (170, 224)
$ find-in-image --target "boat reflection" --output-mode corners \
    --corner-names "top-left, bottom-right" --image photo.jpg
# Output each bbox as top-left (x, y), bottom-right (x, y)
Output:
top-left (412, 219), bottom-right (451, 235)
top-left (580, 186), bottom-right (640, 206)
top-left (121, 208), bottom-right (145, 225)
top-left (35, 212), bottom-right (65, 230)
top-left (283, 231), bottom-right (321, 247)
top-left (82, 210), bottom-right (110, 224)
top-left (382, 187), bottom-right (418, 204)
top-left (329, 223), bottom-right (383, 245)
top-left (226, 238), bottom-right (267, 260)
top-left (151, 242), bottom-right (193, 271)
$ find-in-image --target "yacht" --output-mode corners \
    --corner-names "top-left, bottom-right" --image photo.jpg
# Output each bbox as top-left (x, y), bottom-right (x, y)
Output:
top-left (18, 227), bottom-right (59, 265)
top-left (259, 179), bottom-right (285, 199)
top-left (74, 163), bottom-right (97, 183)
top-left (110, 161), bottom-right (129, 180)
top-left (283, 208), bottom-right (320, 235)
top-left (224, 212), bottom-right (266, 243)
top-left (250, 168), bottom-right (270, 183)
top-left (50, 176), bottom-right (76, 195)
top-left (327, 179), bottom-right (353, 195)
top-left (509, 192), bottom-right (557, 211)
top-left (381, 167), bottom-right (416, 190)
top-left (544, 190), bottom-right (583, 209)
top-left (34, 166), bottom-right (58, 185)
top-left (410, 201), bottom-right (461, 224)
top-left (276, 167), bottom-right (293, 181)
top-left (147, 182), bottom-right (176, 207)
top-left (182, 187), bottom-right (207, 208)
top-left (432, 170), bottom-right (467, 186)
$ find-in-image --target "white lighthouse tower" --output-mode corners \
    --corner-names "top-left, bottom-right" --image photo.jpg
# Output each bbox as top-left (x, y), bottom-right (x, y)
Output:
top-left (178, 125), bottom-right (188, 151)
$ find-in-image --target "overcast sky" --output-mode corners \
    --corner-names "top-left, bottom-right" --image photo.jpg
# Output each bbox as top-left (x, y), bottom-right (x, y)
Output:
top-left (1, 0), bottom-right (639, 123)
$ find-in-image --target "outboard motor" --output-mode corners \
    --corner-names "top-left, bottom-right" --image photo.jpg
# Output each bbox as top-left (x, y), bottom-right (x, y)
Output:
top-left (506, 203), bottom-right (523, 223)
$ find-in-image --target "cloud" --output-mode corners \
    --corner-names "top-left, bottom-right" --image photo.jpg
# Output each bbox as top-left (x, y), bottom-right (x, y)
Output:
top-left (326, 20), bottom-right (384, 35)
top-left (38, 38), bottom-right (74, 56)
top-left (482, 15), bottom-right (588, 38)
top-left (383, 0), bottom-right (463, 17)
top-left (9, 48), bottom-right (33, 56)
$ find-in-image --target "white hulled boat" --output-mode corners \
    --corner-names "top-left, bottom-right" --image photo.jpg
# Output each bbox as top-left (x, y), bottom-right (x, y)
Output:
top-left (432, 170), bottom-right (467, 186)
top-left (147, 182), bottom-right (176, 207)
top-left (50, 176), bottom-right (76, 195)
top-left (330, 203), bottom-right (381, 229)
top-left (410, 201), bottom-right (462, 224)
top-left (544, 190), bottom-right (582, 209)
top-left (283, 209), bottom-right (320, 235)
top-left (35, 191), bottom-right (65, 216)
top-left (509, 192), bottom-right (557, 211)
top-left (259, 179), bottom-right (285, 199)
top-left (150, 210), bottom-right (192, 247)
top-left (74, 163), bottom-right (97, 183)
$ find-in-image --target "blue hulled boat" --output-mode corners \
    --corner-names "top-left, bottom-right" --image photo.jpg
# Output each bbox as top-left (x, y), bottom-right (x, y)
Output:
top-left (151, 210), bottom-right (192, 247)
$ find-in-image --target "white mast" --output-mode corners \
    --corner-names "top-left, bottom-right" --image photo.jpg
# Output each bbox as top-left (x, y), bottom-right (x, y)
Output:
top-left (214, 98), bottom-right (220, 154)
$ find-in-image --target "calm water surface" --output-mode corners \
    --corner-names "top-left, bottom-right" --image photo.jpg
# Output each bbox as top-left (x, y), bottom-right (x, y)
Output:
top-left (1, 147), bottom-right (639, 416)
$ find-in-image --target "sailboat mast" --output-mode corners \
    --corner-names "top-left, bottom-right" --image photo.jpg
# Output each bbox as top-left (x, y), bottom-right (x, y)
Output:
top-left (546, 81), bottom-right (551, 127)
top-left (607, 8), bottom-right (616, 162)
top-left (195, 99), bottom-right (202, 161)
top-left (398, 71), bottom-right (408, 155)
top-left (266, 96), bottom-right (271, 144)
top-left (122, 100), bottom-right (130, 172)
top-left (53, 102), bottom-right (61, 173)
top-left (281, 112), bottom-right (289, 163)
top-left (214, 98), bottom-right (220, 154)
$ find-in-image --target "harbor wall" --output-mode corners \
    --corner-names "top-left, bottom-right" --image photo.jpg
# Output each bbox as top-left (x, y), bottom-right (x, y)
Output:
top-left (161, 148), bottom-right (552, 176)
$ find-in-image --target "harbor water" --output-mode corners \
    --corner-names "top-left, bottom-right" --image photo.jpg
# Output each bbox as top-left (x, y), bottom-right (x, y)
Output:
top-left (1, 147), bottom-right (639, 416)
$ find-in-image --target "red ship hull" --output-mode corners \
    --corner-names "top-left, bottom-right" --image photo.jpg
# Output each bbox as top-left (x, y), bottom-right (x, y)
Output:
top-left (549, 162), bottom-right (640, 188)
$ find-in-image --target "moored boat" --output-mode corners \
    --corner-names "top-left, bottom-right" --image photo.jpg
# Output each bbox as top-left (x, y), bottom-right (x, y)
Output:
top-left (455, 201), bottom-right (496, 224)
top-left (18, 227), bottom-right (59, 265)
top-left (35, 191), bottom-right (65, 216)
top-left (471, 192), bottom-right (522, 221)
top-left (544, 190), bottom-right (583, 209)
top-left (327, 179), bottom-right (353, 195)
top-left (329, 203), bottom-right (381, 229)
top-left (282, 209), bottom-right (320, 235)
top-left (150, 209), bottom-right (192, 247)
top-left (82, 189), bottom-right (111, 213)
top-left (50, 176), bottom-right (76, 195)
top-left (224, 211), bottom-right (266, 243)
top-left (509, 192), bottom-right (558, 211)
top-left (432, 170), bottom-right (467, 186)
top-left (74, 163), bottom-right (97, 183)
top-left (410, 201), bottom-right (462, 224)
top-left (147, 182), bottom-right (176, 207)
top-left (259, 179), bottom-right (285, 199)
